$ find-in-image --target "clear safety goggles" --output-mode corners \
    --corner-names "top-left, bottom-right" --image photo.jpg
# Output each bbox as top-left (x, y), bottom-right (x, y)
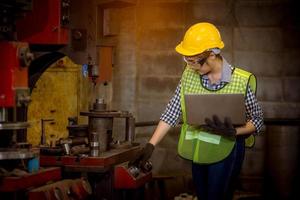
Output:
top-left (183, 51), bottom-right (211, 67)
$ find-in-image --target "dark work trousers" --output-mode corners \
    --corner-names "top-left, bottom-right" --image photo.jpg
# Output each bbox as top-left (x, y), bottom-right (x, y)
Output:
top-left (192, 138), bottom-right (245, 200)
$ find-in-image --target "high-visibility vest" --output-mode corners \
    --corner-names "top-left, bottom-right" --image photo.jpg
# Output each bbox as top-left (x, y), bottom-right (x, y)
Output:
top-left (178, 66), bottom-right (257, 164)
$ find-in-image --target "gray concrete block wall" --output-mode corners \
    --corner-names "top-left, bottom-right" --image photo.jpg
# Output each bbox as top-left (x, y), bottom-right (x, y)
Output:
top-left (265, 126), bottom-right (300, 199)
top-left (234, 1), bottom-right (284, 27)
top-left (134, 1), bottom-right (187, 179)
top-left (233, 27), bottom-right (283, 52)
top-left (186, 1), bottom-right (235, 26)
top-left (135, 2), bottom-right (186, 125)
top-left (234, 51), bottom-right (283, 76)
top-left (139, 52), bottom-right (185, 76)
top-left (111, 6), bottom-right (137, 114)
top-left (256, 77), bottom-right (283, 101)
top-left (283, 50), bottom-right (300, 76)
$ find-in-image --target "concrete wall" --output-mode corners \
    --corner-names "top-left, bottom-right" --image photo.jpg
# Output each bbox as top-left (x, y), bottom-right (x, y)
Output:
top-left (65, 0), bottom-right (300, 198)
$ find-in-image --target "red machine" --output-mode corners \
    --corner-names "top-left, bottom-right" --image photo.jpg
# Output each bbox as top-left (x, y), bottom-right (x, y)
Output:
top-left (0, 0), bottom-right (70, 198)
top-left (0, 41), bottom-right (31, 108)
top-left (16, 0), bottom-right (69, 45)
top-left (114, 164), bottom-right (152, 189)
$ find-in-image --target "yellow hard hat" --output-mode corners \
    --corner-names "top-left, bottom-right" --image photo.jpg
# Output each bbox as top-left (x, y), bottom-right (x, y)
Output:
top-left (175, 22), bottom-right (224, 56)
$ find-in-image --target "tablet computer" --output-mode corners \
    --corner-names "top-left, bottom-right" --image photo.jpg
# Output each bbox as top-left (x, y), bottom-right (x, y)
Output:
top-left (184, 93), bottom-right (246, 126)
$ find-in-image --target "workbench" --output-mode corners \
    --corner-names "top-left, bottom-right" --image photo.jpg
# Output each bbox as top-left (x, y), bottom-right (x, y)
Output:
top-left (39, 145), bottom-right (151, 200)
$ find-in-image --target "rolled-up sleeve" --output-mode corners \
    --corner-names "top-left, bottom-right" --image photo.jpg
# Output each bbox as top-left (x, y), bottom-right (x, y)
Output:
top-left (245, 86), bottom-right (264, 134)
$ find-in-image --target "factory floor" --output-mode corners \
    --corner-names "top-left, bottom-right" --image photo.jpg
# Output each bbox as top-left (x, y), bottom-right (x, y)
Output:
top-left (142, 174), bottom-right (263, 200)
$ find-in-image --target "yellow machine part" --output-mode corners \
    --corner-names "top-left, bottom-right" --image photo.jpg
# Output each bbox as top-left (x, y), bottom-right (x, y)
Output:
top-left (27, 56), bottom-right (83, 146)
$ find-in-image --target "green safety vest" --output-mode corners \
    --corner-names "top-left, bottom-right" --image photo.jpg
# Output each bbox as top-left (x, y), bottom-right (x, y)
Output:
top-left (178, 66), bottom-right (257, 164)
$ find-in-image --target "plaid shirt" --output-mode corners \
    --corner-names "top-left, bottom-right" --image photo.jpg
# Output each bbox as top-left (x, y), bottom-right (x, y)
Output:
top-left (160, 60), bottom-right (264, 134)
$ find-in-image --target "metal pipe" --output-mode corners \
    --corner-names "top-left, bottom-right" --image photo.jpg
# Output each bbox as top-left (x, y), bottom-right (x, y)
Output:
top-left (135, 121), bottom-right (159, 127)
top-left (89, 116), bottom-right (113, 153)
top-left (263, 118), bottom-right (300, 126)
top-left (41, 118), bottom-right (54, 145)
top-left (125, 116), bottom-right (135, 142)
top-left (0, 108), bottom-right (8, 122)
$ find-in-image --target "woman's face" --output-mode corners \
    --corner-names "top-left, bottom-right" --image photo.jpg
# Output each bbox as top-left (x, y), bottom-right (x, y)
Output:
top-left (184, 51), bottom-right (213, 75)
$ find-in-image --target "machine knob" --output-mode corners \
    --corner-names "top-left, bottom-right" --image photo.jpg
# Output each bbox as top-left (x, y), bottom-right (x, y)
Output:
top-left (18, 46), bottom-right (33, 67)
top-left (141, 161), bottom-right (153, 173)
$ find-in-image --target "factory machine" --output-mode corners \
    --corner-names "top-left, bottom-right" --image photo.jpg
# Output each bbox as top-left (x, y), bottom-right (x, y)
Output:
top-left (0, 0), bottom-right (67, 199)
top-left (0, 0), bottom-right (151, 199)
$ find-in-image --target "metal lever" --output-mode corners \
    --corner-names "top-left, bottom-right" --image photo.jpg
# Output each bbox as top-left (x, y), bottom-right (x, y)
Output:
top-left (41, 118), bottom-right (55, 145)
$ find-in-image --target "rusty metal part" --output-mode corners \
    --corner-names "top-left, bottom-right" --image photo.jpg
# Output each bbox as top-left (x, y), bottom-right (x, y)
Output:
top-left (70, 137), bottom-right (88, 146)
top-left (70, 178), bottom-right (92, 199)
top-left (125, 116), bottom-right (135, 142)
top-left (81, 110), bottom-right (135, 152)
top-left (67, 116), bottom-right (78, 126)
top-left (53, 187), bottom-right (64, 200)
top-left (128, 165), bottom-right (140, 178)
top-left (0, 122), bottom-right (30, 130)
top-left (80, 110), bottom-right (132, 118)
top-left (0, 148), bottom-right (35, 160)
top-left (40, 147), bottom-right (63, 156)
top-left (40, 145), bottom-right (141, 168)
top-left (135, 121), bottom-right (159, 127)
top-left (59, 138), bottom-right (89, 155)
top-left (18, 46), bottom-right (34, 67)
top-left (16, 88), bottom-right (31, 107)
top-left (89, 117), bottom-right (113, 153)
top-left (67, 124), bottom-right (88, 137)
top-left (62, 143), bottom-right (71, 155)
top-left (70, 145), bottom-right (90, 155)
top-left (15, 142), bottom-right (32, 149)
top-left (41, 119), bottom-right (54, 145)
top-left (0, 108), bottom-right (8, 122)
top-left (0, 167), bottom-right (61, 192)
top-left (141, 161), bottom-right (153, 173)
top-left (90, 132), bottom-right (99, 157)
top-left (7, 168), bottom-right (29, 177)
top-left (110, 141), bottom-right (132, 149)
top-left (92, 98), bottom-right (106, 111)
top-left (114, 164), bottom-right (152, 189)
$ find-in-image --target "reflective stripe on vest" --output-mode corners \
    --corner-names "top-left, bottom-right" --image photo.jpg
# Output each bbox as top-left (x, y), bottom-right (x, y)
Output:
top-left (178, 66), bottom-right (256, 164)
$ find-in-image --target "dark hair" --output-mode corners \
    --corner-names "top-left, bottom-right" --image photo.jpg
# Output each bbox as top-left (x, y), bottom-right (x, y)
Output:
top-left (215, 53), bottom-right (222, 60)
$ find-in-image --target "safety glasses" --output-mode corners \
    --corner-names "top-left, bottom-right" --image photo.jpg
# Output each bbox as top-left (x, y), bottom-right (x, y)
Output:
top-left (183, 51), bottom-right (211, 66)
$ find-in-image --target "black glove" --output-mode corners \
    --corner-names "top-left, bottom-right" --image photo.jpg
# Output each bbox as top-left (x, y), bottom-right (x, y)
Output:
top-left (129, 143), bottom-right (154, 168)
top-left (201, 115), bottom-right (236, 139)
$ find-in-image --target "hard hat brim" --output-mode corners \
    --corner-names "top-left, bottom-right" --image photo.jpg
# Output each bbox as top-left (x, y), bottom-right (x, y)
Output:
top-left (175, 41), bottom-right (224, 56)
top-left (175, 43), bottom-right (201, 56)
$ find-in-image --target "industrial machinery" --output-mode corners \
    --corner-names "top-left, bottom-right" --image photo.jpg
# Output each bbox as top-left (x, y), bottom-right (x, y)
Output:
top-left (0, 0), bottom-right (70, 157)
top-left (39, 97), bottom-right (152, 200)
top-left (0, 0), bottom-right (152, 199)
top-left (0, 0), bottom-right (69, 198)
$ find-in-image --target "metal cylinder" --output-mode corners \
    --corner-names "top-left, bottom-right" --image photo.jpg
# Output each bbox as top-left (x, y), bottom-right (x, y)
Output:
top-left (93, 98), bottom-right (106, 111)
top-left (125, 116), bottom-right (135, 142)
top-left (90, 132), bottom-right (99, 157)
top-left (0, 108), bottom-right (8, 122)
top-left (89, 117), bottom-right (113, 152)
top-left (141, 160), bottom-right (153, 172)
top-left (63, 143), bottom-right (71, 155)
top-left (71, 137), bottom-right (88, 146)
top-left (128, 166), bottom-right (140, 178)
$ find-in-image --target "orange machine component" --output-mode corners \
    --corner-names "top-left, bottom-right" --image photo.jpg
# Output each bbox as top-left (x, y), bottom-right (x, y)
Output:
top-left (98, 46), bottom-right (113, 83)
top-left (16, 0), bottom-right (69, 45)
top-left (0, 41), bottom-right (29, 107)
